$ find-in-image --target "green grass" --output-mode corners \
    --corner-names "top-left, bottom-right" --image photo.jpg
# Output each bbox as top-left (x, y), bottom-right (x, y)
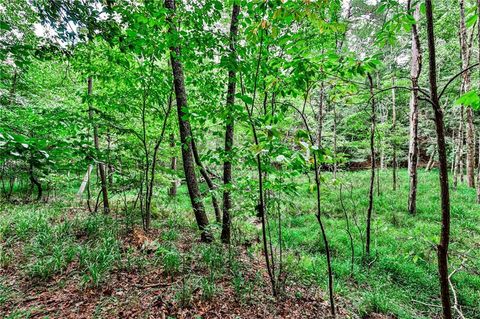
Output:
top-left (0, 169), bottom-right (478, 318)
top-left (273, 169), bottom-right (480, 318)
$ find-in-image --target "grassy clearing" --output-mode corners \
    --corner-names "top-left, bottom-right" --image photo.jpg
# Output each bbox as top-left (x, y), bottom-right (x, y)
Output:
top-left (275, 169), bottom-right (480, 318)
top-left (0, 169), bottom-right (478, 318)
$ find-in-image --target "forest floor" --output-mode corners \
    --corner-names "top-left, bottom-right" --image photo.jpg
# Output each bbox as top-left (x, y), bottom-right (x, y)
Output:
top-left (0, 169), bottom-right (479, 319)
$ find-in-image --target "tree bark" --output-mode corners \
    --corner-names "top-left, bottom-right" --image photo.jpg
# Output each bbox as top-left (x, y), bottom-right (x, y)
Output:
top-left (453, 115), bottom-right (464, 188)
top-left (29, 160), bottom-right (42, 201)
top-left (391, 76), bottom-right (397, 191)
top-left (168, 133), bottom-right (177, 197)
top-left (333, 103), bottom-right (338, 179)
top-left (366, 73), bottom-right (376, 257)
top-left (426, 146), bottom-right (437, 171)
top-left (77, 165), bottom-right (93, 198)
top-left (191, 136), bottom-right (221, 223)
top-left (408, 1), bottom-right (422, 214)
top-left (165, 0), bottom-right (211, 242)
top-left (459, 0), bottom-right (476, 188)
top-left (221, 2), bottom-right (240, 244)
top-left (88, 77), bottom-right (110, 214)
top-left (425, 1), bottom-right (453, 317)
top-left (478, 0), bottom-right (480, 203)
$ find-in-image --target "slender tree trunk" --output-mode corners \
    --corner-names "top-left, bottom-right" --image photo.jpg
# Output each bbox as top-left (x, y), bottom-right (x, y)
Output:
top-left (391, 76), bottom-right (397, 191)
top-left (77, 165), bottom-right (93, 198)
top-left (191, 136), bottom-right (222, 223)
top-left (221, 2), bottom-right (240, 244)
top-left (145, 95), bottom-right (173, 231)
top-left (477, 139), bottom-right (480, 203)
top-left (88, 77), bottom-right (110, 214)
top-left (460, 0), bottom-right (476, 188)
top-left (478, 0), bottom-right (480, 203)
top-left (453, 115), bottom-right (464, 188)
top-left (366, 74), bottom-right (376, 257)
top-left (426, 146), bottom-right (437, 171)
top-left (425, 1), bottom-right (452, 317)
top-left (333, 103), bottom-right (338, 179)
top-left (294, 104), bottom-right (335, 316)
top-left (165, 0), bottom-right (211, 242)
top-left (317, 82), bottom-right (325, 148)
top-left (28, 160), bottom-right (42, 201)
top-left (408, 1), bottom-right (422, 214)
top-left (106, 130), bottom-right (113, 186)
top-left (168, 133), bottom-right (177, 197)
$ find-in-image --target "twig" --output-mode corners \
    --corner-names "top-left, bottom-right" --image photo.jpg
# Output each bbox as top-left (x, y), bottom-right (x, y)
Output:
top-left (135, 280), bottom-right (178, 289)
top-left (412, 300), bottom-right (442, 308)
top-left (448, 257), bottom-right (468, 319)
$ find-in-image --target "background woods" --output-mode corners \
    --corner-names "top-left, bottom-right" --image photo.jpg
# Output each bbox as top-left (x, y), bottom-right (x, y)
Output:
top-left (1, 0), bottom-right (480, 318)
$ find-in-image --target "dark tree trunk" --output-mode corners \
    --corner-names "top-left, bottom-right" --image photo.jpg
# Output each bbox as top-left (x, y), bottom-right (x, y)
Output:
top-left (165, 0), bottom-right (211, 242)
top-left (366, 74), bottom-right (376, 257)
top-left (145, 94), bottom-right (173, 231)
top-left (29, 161), bottom-right (42, 201)
top-left (88, 77), bottom-right (110, 214)
top-left (294, 105), bottom-right (335, 316)
top-left (408, 1), bottom-right (422, 214)
top-left (221, 2), bottom-right (240, 244)
top-left (425, 1), bottom-right (452, 317)
top-left (391, 76), bottom-right (397, 191)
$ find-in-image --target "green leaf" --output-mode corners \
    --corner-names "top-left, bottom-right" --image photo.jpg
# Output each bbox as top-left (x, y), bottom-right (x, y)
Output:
top-left (454, 90), bottom-right (480, 110)
top-left (236, 93), bottom-right (253, 105)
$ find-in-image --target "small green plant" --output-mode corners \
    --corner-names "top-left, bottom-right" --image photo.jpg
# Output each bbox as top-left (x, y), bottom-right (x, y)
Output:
top-left (200, 273), bottom-right (217, 301)
top-left (0, 247), bottom-right (12, 268)
top-left (200, 244), bottom-right (224, 272)
top-left (0, 281), bottom-right (13, 306)
top-left (156, 245), bottom-right (181, 276)
top-left (161, 228), bottom-right (179, 241)
top-left (78, 235), bottom-right (120, 287)
top-left (175, 277), bottom-right (198, 307)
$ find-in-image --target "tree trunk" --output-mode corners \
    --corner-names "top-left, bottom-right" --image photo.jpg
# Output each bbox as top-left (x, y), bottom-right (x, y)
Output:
top-left (168, 133), bottom-right (177, 197)
top-left (221, 2), bottom-right (240, 244)
top-left (453, 116), bottom-right (464, 188)
top-left (408, 1), bottom-right (422, 214)
top-left (425, 1), bottom-right (453, 317)
top-left (317, 82), bottom-right (325, 148)
top-left (106, 130), bottom-right (113, 186)
top-left (478, 0), bottom-right (480, 203)
top-left (391, 76), bottom-right (397, 191)
top-left (165, 0), bottom-right (211, 242)
top-left (333, 103), bottom-right (338, 179)
top-left (77, 165), bottom-right (93, 198)
top-left (191, 136), bottom-right (222, 223)
top-left (88, 77), bottom-right (110, 214)
top-left (477, 139), bottom-right (480, 203)
top-left (29, 161), bottom-right (42, 201)
top-left (459, 0), bottom-right (476, 188)
top-left (366, 73), bottom-right (376, 257)
top-left (426, 147), bottom-right (437, 171)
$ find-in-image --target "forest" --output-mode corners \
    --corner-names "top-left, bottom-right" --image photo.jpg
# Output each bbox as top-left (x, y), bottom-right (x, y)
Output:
top-left (1, 0), bottom-right (480, 318)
